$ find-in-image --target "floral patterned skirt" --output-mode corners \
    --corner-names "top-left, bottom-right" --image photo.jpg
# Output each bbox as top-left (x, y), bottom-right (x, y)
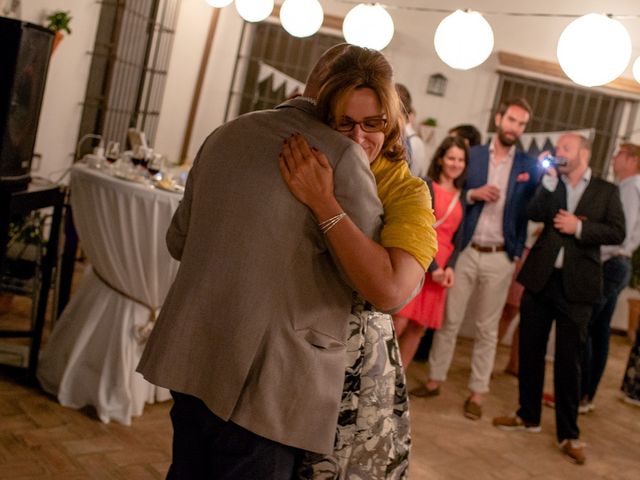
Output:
top-left (297, 303), bottom-right (411, 479)
top-left (621, 328), bottom-right (640, 401)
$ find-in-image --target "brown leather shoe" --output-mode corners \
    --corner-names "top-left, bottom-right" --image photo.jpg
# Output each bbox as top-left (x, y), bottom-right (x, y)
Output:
top-left (492, 414), bottom-right (541, 432)
top-left (463, 397), bottom-right (482, 420)
top-left (409, 384), bottom-right (440, 397)
top-left (559, 439), bottom-right (586, 465)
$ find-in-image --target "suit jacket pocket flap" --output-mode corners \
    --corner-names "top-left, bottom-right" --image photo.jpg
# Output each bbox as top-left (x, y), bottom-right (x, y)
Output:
top-left (300, 328), bottom-right (345, 350)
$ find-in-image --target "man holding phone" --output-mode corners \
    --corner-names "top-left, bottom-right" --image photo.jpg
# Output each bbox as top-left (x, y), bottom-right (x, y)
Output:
top-left (493, 132), bottom-right (625, 465)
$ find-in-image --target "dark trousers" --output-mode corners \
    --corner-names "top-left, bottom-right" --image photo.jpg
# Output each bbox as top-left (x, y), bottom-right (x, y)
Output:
top-left (414, 328), bottom-right (436, 361)
top-left (167, 391), bottom-right (303, 479)
top-left (581, 256), bottom-right (631, 401)
top-left (517, 270), bottom-right (592, 442)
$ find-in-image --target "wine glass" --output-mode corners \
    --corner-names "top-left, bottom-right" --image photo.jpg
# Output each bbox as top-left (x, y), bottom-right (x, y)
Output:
top-left (131, 145), bottom-right (145, 168)
top-left (105, 141), bottom-right (120, 165)
top-left (147, 154), bottom-right (165, 181)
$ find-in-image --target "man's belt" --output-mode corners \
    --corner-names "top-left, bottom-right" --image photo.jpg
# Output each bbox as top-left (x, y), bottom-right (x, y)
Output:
top-left (471, 243), bottom-right (506, 253)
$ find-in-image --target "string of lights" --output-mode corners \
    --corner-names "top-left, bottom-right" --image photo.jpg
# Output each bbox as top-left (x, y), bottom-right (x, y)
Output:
top-left (333, 1), bottom-right (640, 86)
top-left (204, 0), bottom-right (640, 86)
top-left (335, 0), bottom-right (640, 20)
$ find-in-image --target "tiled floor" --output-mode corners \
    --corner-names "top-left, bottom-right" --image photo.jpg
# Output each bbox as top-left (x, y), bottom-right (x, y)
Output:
top-left (1, 290), bottom-right (639, 478)
top-left (407, 334), bottom-right (640, 479)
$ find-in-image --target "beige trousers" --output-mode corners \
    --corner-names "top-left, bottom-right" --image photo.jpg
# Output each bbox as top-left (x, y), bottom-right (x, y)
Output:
top-left (428, 246), bottom-right (515, 393)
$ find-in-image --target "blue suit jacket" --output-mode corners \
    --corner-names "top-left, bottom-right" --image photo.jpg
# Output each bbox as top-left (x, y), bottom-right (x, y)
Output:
top-left (462, 144), bottom-right (541, 260)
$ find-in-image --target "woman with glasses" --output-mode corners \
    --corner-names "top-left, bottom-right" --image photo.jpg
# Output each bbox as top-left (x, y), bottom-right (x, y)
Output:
top-left (280, 46), bottom-right (436, 479)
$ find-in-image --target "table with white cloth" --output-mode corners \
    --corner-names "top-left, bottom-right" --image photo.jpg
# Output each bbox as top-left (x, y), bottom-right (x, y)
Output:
top-left (37, 164), bottom-right (182, 425)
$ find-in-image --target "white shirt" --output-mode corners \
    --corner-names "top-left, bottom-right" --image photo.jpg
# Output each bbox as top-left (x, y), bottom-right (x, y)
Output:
top-left (470, 139), bottom-right (515, 246)
top-left (601, 174), bottom-right (640, 261)
top-left (405, 124), bottom-right (428, 178)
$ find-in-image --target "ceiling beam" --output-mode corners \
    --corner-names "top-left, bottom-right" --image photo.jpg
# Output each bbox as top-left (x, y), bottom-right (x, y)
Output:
top-left (498, 51), bottom-right (640, 96)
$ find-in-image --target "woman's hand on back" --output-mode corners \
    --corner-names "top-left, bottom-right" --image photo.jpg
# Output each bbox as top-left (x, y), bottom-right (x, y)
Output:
top-left (279, 134), bottom-right (335, 213)
top-left (279, 134), bottom-right (424, 312)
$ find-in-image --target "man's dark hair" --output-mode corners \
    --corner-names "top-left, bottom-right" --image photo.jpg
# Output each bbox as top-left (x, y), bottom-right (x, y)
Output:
top-left (496, 98), bottom-right (533, 118)
top-left (449, 124), bottom-right (482, 147)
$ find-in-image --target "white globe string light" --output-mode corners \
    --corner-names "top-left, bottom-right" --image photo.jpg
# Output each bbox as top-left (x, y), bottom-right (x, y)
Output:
top-left (205, 0), bottom-right (233, 7)
top-left (557, 14), bottom-right (631, 87)
top-left (234, 0), bottom-right (274, 23)
top-left (342, 4), bottom-right (394, 51)
top-left (433, 10), bottom-right (494, 70)
top-left (634, 56), bottom-right (640, 84)
top-left (280, 0), bottom-right (324, 38)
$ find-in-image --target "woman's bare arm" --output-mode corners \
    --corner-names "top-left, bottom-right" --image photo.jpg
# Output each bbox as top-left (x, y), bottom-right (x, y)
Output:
top-left (279, 134), bottom-right (424, 311)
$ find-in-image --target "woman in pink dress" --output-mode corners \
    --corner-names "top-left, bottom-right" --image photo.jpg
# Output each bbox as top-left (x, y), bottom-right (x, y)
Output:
top-left (393, 135), bottom-right (468, 369)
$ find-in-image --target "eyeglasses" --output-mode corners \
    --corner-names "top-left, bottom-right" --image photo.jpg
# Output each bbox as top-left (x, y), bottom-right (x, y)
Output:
top-left (334, 116), bottom-right (388, 133)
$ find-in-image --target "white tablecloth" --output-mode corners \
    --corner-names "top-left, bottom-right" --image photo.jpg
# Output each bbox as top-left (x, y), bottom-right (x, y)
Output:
top-left (37, 165), bottom-right (181, 425)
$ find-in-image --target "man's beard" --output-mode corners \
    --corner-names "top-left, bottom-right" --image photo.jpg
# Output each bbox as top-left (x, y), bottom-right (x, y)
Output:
top-left (497, 127), bottom-right (517, 147)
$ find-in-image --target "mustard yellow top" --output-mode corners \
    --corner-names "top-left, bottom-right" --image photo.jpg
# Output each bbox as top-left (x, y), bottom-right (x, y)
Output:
top-left (369, 155), bottom-right (437, 271)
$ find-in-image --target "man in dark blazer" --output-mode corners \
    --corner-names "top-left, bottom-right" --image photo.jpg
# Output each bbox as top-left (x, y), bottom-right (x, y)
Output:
top-left (493, 132), bottom-right (625, 466)
top-left (423, 98), bottom-right (539, 420)
top-left (137, 46), bottom-right (385, 478)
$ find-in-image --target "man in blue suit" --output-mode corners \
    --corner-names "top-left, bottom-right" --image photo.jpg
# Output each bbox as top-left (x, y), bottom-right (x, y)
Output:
top-left (418, 98), bottom-right (540, 420)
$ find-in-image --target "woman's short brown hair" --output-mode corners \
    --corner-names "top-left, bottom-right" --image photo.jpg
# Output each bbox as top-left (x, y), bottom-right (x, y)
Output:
top-left (316, 46), bottom-right (406, 163)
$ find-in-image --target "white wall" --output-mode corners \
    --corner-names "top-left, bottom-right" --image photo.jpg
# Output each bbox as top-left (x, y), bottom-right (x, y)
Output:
top-left (15, 0), bottom-right (640, 179)
top-left (154, 0), bottom-right (214, 164)
top-left (612, 288), bottom-right (640, 332)
top-left (155, 1), bottom-right (248, 163)
top-left (20, 1), bottom-right (100, 182)
top-left (188, 8), bottom-right (244, 160)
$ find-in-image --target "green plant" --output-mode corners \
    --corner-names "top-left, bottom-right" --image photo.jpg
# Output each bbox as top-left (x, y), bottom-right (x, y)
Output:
top-left (8, 216), bottom-right (42, 248)
top-left (422, 117), bottom-right (438, 127)
top-left (4, 213), bottom-right (45, 281)
top-left (46, 10), bottom-right (72, 34)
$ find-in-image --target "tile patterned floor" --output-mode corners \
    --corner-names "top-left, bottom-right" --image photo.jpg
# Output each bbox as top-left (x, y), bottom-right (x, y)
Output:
top-left (407, 334), bottom-right (640, 479)
top-left (1, 305), bottom-right (638, 478)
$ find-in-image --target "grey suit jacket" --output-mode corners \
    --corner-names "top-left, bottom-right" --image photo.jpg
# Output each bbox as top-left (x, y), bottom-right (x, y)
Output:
top-left (137, 99), bottom-right (384, 454)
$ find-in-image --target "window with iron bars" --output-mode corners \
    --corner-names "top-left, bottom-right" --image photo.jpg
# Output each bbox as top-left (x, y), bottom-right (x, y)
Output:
top-left (490, 73), bottom-right (633, 177)
top-left (76, 0), bottom-right (180, 155)
top-left (225, 21), bottom-right (342, 121)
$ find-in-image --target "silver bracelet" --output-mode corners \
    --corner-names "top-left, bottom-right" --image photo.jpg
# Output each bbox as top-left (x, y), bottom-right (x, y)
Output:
top-left (318, 212), bottom-right (345, 228)
top-left (319, 212), bottom-right (347, 234)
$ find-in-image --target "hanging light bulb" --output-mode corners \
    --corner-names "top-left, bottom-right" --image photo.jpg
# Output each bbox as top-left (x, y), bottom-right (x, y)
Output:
top-left (434, 10), bottom-right (494, 70)
top-left (557, 14), bottom-right (631, 87)
top-left (280, 0), bottom-right (323, 38)
top-left (634, 56), bottom-right (640, 84)
top-left (342, 4), bottom-right (394, 51)
top-left (234, 0), bottom-right (274, 23)
top-left (205, 0), bottom-right (233, 7)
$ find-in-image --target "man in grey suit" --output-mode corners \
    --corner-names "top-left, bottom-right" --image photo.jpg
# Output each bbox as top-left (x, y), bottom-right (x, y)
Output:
top-left (137, 45), bottom-right (384, 478)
